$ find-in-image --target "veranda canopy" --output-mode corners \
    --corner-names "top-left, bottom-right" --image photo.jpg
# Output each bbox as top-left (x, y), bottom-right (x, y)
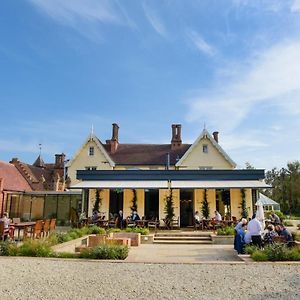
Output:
top-left (71, 180), bottom-right (270, 189)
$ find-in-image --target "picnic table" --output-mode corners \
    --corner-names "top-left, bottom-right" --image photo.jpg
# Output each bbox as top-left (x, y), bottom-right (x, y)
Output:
top-left (14, 221), bottom-right (36, 241)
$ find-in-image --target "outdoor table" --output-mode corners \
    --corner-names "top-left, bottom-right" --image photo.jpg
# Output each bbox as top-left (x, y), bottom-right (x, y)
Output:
top-left (96, 219), bottom-right (109, 228)
top-left (14, 222), bottom-right (36, 241)
top-left (136, 220), bottom-right (148, 228)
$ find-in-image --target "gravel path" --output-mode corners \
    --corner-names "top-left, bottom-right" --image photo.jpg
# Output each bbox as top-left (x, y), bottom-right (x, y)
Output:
top-left (0, 257), bottom-right (299, 300)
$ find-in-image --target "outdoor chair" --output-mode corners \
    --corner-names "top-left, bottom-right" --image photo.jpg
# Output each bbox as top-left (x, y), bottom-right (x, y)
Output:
top-left (43, 219), bottom-right (51, 237)
top-left (33, 220), bottom-right (43, 239)
top-left (170, 217), bottom-right (180, 230)
top-left (50, 219), bottom-right (56, 232)
top-left (148, 218), bottom-right (159, 233)
top-left (108, 218), bottom-right (118, 228)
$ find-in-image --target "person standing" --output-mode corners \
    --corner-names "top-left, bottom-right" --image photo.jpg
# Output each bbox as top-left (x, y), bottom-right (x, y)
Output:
top-left (247, 214), bottom-right (262, 247)
top-left (214, 211), bottom-right (222, 222)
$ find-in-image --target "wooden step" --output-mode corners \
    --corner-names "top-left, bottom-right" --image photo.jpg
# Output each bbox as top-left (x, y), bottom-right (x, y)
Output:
top-left (153, 240), bottom-right (212, 245)
top-left (154, 236), bottom-right (211, 241)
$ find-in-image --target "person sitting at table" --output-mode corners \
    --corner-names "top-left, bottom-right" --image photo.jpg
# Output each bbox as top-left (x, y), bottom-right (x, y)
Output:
top-left (194, 211), bottom-right (201, 225)
top-left (92, 210), bottom-right (100, 224)
top-left (117, 210), bottom-right (126, 229)
top-left (270, 211), bottom-right (281, 225)
top-left (263, 224), bottom-right (278, 245)
top-left (131, 211), bottom-right (140, 222)
top-left (275, 224), bottom-right (293, 247)
top-left (214, 210), bottom-right (222, 222)
top-left (0, 212), bottom-right (13, 240)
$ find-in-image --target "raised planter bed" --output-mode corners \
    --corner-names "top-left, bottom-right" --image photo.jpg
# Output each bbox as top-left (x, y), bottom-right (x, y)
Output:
top-left (211, 234), bottom-right (234, 245)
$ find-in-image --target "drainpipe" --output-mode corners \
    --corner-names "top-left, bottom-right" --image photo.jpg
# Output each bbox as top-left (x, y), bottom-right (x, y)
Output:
top-left (166, 153), bottom-right (170, 170)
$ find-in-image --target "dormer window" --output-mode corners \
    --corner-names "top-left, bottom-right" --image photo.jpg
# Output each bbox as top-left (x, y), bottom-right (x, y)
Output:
top-left (89, 146), bottom-right (94, 156)
top-left (203, 144), bottom-right (208, 153)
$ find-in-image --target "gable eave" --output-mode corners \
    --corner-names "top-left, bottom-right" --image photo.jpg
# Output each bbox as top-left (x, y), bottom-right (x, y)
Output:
top-left (66, 134), bottom-right (115, 168)
top-left (175, 129), bottom-right (236, 168)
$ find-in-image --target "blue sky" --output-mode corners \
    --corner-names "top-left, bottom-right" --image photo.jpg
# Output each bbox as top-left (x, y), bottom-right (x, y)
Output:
top-left (1, 0), bottom-right (300, 170)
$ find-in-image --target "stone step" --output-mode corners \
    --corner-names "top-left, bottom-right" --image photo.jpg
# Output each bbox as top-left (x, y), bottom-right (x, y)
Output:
top-left (154, 236), bottom-right (211, 241)
top-left (155, 233), bottom-right (211, 238)
top-left (153, 240), bottom-right (213, 245)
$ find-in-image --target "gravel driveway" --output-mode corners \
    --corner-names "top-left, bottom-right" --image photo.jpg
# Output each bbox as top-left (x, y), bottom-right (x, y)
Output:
top-left (1, 257), bottom-right (299, 300)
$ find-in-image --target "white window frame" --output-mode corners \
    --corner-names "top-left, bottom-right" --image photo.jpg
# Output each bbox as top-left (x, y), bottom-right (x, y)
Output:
top-left (202, 144), bottom-right (208, 153)
top-left (88, 146), bottom-right (94, 156)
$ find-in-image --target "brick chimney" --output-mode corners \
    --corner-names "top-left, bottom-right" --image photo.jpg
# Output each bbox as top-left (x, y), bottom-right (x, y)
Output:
top-left (171, 124), bottom-right (182, 149)
top-left (106, 123), bottom-right (119, 153)
top-left (55, 153), bottom-right (65, 168)
top-left (213, 131), bottom-right (219, 143)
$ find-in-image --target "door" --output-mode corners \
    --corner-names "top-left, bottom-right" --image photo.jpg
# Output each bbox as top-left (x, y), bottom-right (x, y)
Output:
top-left (180, 190), bottom-right (194, 227)
top-left (109, 189), bottom-right (124, 218)
top-left (144, 189), bottom-right (159, 220)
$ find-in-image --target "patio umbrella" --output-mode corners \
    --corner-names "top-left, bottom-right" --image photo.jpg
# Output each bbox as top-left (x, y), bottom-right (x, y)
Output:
top-left (256, 203), bottom-right (265, 229)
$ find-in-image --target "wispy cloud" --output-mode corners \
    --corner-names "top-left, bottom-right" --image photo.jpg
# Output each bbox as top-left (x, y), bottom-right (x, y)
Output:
top-left (185, 39), bottom-right (300, 131)
top-left (186, 29), bottom-right (216, 56)
top-left (28, 0), bottom-right (133, 41)
top-left (291, 0), bottom-right (300, 12)
top-left (142, 3), bottom-right (167, 37)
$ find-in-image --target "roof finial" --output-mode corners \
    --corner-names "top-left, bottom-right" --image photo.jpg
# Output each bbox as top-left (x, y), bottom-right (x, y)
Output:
top-left (39, 143), bottom-right (42, 156)
top-left (90, 124), bottom-right (94, 138)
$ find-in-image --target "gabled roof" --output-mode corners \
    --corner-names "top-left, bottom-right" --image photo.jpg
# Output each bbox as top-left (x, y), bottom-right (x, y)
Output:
top-left (103, 144), bottom-right (191, 165)
top-left (33, 155), bottom-right (46, 168)
top-left (175, 129), bottom-right (236, 168)
top-left (256, 193), bottom-right (280, 206)
top-left (0, 161), bottom-right (32, 192)
top-left (66, 134), bottom-right (115, 168)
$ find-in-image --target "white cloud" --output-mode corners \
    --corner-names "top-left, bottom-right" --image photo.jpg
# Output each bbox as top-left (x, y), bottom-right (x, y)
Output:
top-left (28, 0), bottom-right (133, 41)
top-left (142, 3), bottom-right (167, 37)
top-left (185, 40), bottom-right (300, 131)
top-left (186, 29), bottom-right (216, 56)
top-left (291, 0), bottom-right (300, 12)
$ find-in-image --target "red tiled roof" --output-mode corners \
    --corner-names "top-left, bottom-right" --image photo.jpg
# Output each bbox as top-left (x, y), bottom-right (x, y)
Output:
top-left (103, 144), bottom-right (191, 165)
top-left (0, 161), bottom-right (32, 192)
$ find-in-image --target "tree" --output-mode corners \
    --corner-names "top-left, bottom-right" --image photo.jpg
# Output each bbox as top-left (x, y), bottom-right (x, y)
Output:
top-left (93, 189), bottom-right (102, 212)
top-left (245, 162), bottom-right (255, 169)
top-left (201, 189), bottom-right (210, 219)
top-left (164, 189), bottom-right (175, 223)
top-left (240, 188), bottom-right (248, 219)
top-left (130, 189), bottom-right (138, 212)
top-left (265, 161), bottom-right (300, 215)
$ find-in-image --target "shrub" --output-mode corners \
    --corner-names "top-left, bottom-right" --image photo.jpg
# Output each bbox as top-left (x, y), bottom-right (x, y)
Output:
top-left (79, 244), bottom-right (129, 260)
top-left (216, 226), bottom-right (235, 236)
top-left (245, 245), bottom-right (259, 255)
top-left (251, 250), bottom-right (268, 261)
top-left (107, 228), bottom-right (121, 234)
top-left (0, 240), bottom-right (18, 256)
top-left (87, 226), bottom-right (105, 235)
top-left (55, 252), bottom-right (78, 259)
top-left (18, 239), bottom-right (54, 257)
top-left (263, 244), bottom-right (289, 261)
top-left (125, 227), bottom-right (149, 235)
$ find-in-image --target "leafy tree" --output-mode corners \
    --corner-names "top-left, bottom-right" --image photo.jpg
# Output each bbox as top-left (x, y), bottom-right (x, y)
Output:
top-left (93, 189), bottom-right (102, 212)
top-left (240, 188), bottom-right (248, 219)
top-left (265, 161), bottom-right (300, 215)
top-left (245, 162), bottom-right (255, 169)
top-left (201, 189), bottom-right (210, 219)
top-left (164, 189), bottom-right (175, 223)
top-left (130, 189), bottom-right (138, 212)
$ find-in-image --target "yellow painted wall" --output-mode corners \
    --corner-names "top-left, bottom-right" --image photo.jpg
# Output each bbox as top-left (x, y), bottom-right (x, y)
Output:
top-left (194, 189), bottom-right (203, 215)
top-left (114, 165), bottom-right (169, 170)
top-left (88, 188), bottom-right (110, 219)
top-left (193, 189), bottom-right (216, 219)
top-left (159, 189), bottom-right (180, 222)
top-left (123, 189), bottom-right (145, 218)
top-left (230, 189), bottom-right (241, 219)
top-left (68, 139), bottom-right (113, 186)
top-left (178, 137), bottom-right (233, 169)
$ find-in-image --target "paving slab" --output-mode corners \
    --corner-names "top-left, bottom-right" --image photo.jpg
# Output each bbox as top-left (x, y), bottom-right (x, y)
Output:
top-left (126, 243), bottom-right (243, 263)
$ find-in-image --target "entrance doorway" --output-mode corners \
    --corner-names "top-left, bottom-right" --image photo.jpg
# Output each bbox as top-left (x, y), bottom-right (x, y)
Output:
top-left (109, 189), bottom-right (123, 218)
top-left (144, 189), bottom-right (159, 220)
top-left (180, 190), bottom-right (194, 227)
